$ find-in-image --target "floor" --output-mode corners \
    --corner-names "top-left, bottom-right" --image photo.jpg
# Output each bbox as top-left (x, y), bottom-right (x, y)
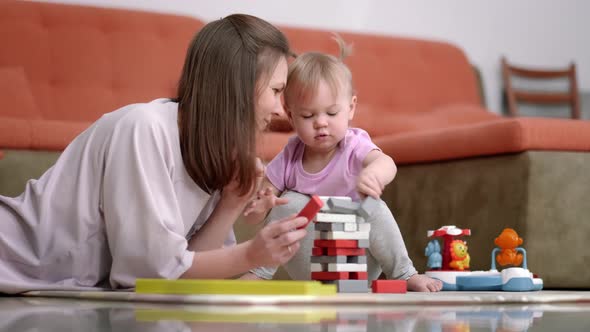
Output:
top-left (1, 291), bottom-right (589, 331)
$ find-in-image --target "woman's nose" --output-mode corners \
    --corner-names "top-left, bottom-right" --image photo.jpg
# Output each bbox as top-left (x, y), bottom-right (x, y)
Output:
top-left (272, 101), bottom-right (285, 117)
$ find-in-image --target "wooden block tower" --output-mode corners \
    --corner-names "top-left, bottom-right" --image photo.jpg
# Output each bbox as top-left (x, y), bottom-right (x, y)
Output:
top-left (310, 196), bottom-right (374, 293)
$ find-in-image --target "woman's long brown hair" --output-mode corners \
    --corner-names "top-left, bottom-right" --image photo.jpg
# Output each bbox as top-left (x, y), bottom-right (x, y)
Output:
top-left (176, 14), bottom-right (291, 195)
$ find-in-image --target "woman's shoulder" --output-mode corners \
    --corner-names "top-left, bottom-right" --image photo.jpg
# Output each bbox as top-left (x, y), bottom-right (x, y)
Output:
top-left (99, 99), bottom-right (178, 134)
top-left (114, 99), bottom-right (177, 125)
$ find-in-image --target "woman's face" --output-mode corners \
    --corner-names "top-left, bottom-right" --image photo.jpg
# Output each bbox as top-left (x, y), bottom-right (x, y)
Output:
top-left (255, 56), bottom-right (288, 131)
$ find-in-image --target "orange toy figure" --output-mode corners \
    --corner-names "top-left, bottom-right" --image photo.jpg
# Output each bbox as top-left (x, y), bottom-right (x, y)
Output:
top-left (494, 228), bottom-right (523, 267)
top-left (448, 239), bottom-right (470, 270)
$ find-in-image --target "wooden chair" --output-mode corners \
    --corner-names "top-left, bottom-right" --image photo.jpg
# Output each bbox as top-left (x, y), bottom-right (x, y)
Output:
top-left (501, 56), bottom-right (581, 119)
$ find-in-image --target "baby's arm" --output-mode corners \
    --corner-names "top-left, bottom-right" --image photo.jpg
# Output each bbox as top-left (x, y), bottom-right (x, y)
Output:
top-left (242, 178), bottom-right (287, 225)
top-left (358, 150), bottom-right (397, 198)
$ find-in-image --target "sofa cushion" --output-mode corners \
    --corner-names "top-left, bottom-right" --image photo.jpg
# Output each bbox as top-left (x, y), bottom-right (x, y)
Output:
top-left (0, 1), bottom-right (203, 123)
top-left (30, 120), bottom-right (92, 151)
top-left (0, 117), bottom-right (90, 150)
top-left (260, 105), bottom-right (501, 162)
top-left (0, 117), bottom-right (33, 149)
top-left (375, 117), bottom-right (590, 164)
top-left (0, 67), bottom-right (41, 119)
top-left (257, 131), bottom-right (293, 162)
top-left (352, 103), bottom-right (499, 138)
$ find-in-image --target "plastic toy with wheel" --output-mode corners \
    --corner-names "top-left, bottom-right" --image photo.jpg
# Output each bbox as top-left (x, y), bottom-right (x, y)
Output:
top-left (425, 227), bottom-right (543, 291)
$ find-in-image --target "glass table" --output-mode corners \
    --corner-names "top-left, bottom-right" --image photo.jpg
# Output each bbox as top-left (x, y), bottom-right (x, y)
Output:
top-left (1, 293), bottom-right (589, 332)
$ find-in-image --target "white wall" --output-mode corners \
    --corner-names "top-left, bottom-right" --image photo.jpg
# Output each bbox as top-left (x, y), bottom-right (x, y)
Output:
top-left (36, 0), bottom-right (590, 114)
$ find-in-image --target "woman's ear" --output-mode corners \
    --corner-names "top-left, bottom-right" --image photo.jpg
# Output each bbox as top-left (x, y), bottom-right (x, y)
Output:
top-left (348, 95), bottom-right (357, 121)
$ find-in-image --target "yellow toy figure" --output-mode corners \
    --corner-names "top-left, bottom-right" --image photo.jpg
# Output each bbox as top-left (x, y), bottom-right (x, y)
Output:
top-left (449, 239), bottom-right (470, 270)
top-left (494, 228), bottom-right (524, 267)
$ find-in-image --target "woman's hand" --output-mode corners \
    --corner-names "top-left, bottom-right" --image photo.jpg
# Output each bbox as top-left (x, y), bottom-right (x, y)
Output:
top-left (221, 158), bottom-right (265, 205)
top-left (245, 214), bottom-right (308, 267)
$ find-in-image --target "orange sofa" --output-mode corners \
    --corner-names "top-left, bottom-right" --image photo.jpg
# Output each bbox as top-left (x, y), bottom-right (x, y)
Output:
top-left (2, 1), bottom-right (589, 288)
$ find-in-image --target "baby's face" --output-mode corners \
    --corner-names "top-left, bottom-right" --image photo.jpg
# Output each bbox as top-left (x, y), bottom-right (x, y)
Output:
top-left (288, 79), bottom-right (356, 154)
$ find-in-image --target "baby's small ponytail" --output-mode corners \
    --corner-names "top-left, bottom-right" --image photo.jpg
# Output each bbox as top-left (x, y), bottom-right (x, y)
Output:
top-left (332, 33), bottom-right (353, 61)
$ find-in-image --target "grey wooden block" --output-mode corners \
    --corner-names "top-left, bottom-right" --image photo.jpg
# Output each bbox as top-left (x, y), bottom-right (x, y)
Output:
top-left (321, 323), bottom-right (368, 332)
top-left (357, 239), bottom-right (370, 248)
top-left (311, 255), bottom-right (347, 264)
top-left (347, 255), bottom-right (367, 264)
top-left (314, 223), bottom-right (345, 232)
top-left (336, 312), bottom-right (370, 321)
top-left (310, 263), bottom-right (327, 272)
top-left (325, 280), bottom-right (369, 293)
top-left (357, 196), bottom-right (380, 219)
top-left (319, 196), bottom-right (351, 212)
top-left (321, 324), bottom-right (368, 332)
top-left (327, 198), bottom-right (360, 214)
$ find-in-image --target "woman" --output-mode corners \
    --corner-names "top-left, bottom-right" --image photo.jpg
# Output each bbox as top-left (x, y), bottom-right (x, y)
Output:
top-left (0, 14), bottom-right (307, 294)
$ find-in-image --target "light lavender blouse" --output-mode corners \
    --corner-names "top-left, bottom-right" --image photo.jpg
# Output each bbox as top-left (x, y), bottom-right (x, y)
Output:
top-left (0, 99), bottom-right (234, 294)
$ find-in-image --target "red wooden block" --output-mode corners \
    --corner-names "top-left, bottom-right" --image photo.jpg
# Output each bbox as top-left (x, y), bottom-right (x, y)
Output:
top-left (297, 195), bottom-right (324, 229)
top-left (371, 280), bottom-right (407, 293)
top-left (326, 248), bottom-right (366, 256)
top-left (349, 272), bottom-right (368, 280)
top-left (311, 271), bottom-right (349, 281)
top-left (314, 239), bottom-right (358, 248)
top-left (312, 247), bottom-right (325, 256)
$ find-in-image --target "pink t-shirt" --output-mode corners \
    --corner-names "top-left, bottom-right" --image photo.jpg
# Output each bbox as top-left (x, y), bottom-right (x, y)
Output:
top-left (266, 128), bottom-right (379, 202)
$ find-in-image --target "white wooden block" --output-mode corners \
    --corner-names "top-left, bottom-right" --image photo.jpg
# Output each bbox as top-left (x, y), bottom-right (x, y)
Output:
top-left (358, 223), bottom-right (371, 232)
top-left (328, 263), bottom-right (367, 272)
top-left (343, 223), bottom-right (358, 232)
top-left (315, 213), bottom-right (356, 223)
top-left (319, 196), bottom-right (351, 202)
top-left (318, 231), bottom-right (370, 240)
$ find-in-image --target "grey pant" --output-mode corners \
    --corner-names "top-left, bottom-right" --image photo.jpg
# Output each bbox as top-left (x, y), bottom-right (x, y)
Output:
top-left (251, 191), bottom-right (417, 282)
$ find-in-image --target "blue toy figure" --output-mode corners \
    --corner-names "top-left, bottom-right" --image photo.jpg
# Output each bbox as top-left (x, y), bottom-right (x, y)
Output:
top-left (425, 240), bottom-right (442, 270)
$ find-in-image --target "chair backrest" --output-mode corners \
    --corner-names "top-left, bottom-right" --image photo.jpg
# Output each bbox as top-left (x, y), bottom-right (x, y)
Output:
top-left (501, 56), bottom-right (580, 119)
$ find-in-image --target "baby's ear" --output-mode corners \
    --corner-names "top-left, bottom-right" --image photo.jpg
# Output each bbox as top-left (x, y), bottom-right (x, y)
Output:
top-left (284, 106), bottom-right (293, 120)
top-left (349, 95), bottom-right (358, 120)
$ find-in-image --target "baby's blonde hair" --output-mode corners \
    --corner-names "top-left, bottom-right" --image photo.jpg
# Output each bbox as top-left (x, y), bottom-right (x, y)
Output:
top-left (284, 34), bottom-right (354, 109)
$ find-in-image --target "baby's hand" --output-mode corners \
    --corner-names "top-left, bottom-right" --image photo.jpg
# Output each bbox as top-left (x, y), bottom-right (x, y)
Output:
top-left (243, 187), bottom-right (289, 217)
top-left (357, 169), bottom-right (384, 199)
